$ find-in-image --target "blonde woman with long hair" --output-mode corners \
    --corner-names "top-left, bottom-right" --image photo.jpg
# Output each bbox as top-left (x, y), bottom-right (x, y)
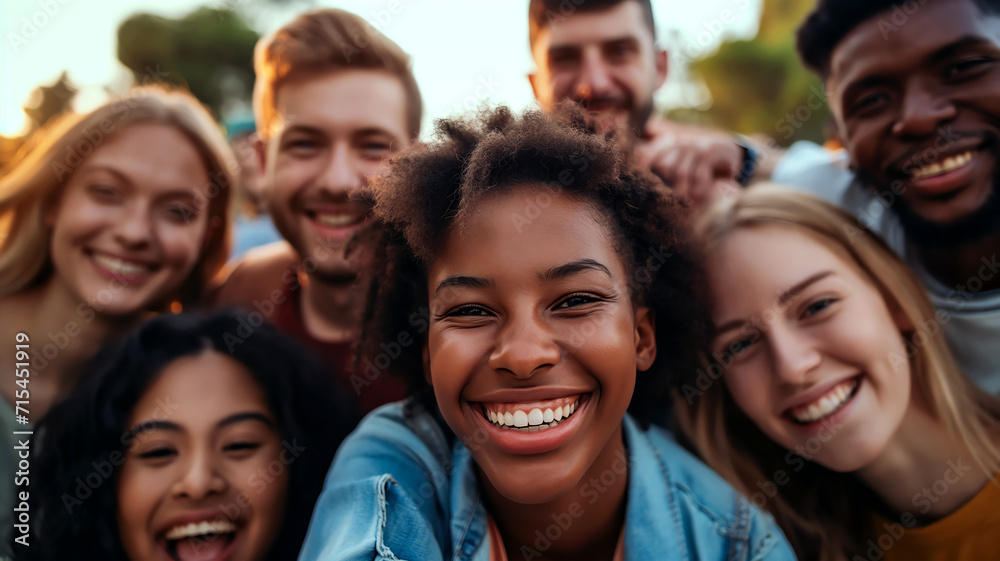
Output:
top-left (0, 87), bottom-right (234, 420)
top-left (675, 185), bottom-right (1000, 560)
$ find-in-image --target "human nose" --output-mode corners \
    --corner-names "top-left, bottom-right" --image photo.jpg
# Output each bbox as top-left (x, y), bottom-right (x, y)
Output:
top-left (319, 143), bottom-right (363, 197)
top-left (488, 310), bottom-right (561, 379)
top-left (892, 82), bottom-right (956, 139)
top-left (574, 48), bottom-right (613, 101)
top-left (170, 451), bottom-right (228, 501)
top-left (768, 322), bottom-right (822, 386)
top-left (112, 202), bottom-right (153, 249)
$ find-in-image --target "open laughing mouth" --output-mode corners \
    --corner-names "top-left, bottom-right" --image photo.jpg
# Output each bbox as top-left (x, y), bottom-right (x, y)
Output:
top-left (162, 519), bottom-right (238, 561)
top-left (480, 395), bottom-right (582, 433)
top-left (785, 376), bottom-right (860, 426)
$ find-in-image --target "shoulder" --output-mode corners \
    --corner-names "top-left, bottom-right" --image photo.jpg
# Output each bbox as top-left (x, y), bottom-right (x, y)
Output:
top-left (628, 420), bottom-right (795, 561)
top-left (204, 241), bottom-right (298, 309)
top-left (332, 400), bottom-right (453, 485)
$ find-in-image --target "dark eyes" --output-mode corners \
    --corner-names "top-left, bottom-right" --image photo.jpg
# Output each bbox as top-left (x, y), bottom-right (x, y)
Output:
top-left (88, 184), bottom-right (121, 201)
top-left (138, 447), bottom-right (175, 459)
top-left (555, 294), bottom-right (601, 309)
top-left (444, 294), bottom-right (603, 318)
top-left (946, 57), bottom-right (994, 79)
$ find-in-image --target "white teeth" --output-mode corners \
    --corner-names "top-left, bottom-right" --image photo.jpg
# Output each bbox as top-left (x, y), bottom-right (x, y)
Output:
top-left (315, 213), bottom-right (357, 227)
top-left (92, 254), bottom-right (151, 275)
top-left (483, 398), bottom-right (581, 432)
top-left (527, 408), bottom-right (543, 426)
top-left (164, 519), bottom-right (236, 540)
top-left (911, 150), bottom-right (975, 179)
top-left (791, 379), bottom-right (858, 424)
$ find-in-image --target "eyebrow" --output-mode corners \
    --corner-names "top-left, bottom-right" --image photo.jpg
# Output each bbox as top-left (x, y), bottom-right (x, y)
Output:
top-left (434, 275), bottom-right (495, 296)
top-left (126, 411), bottom-right (275, 438)
top-left (714, 270), bottom-right (835, 335)
top-left (539, 259), bottom-right (613, 282)
top-left (549, 34), bottom-right (638, 52)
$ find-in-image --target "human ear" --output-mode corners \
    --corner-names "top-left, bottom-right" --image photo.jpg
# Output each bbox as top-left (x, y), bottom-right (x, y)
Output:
top-left (253, 137), bottom-right (268, 175)
top-left (634, 307), bottom-right (657, 372)
top-left (422, 344), bottom-right (432, 386)
top-left (654, 49), bottom-right (668, 91)
top-left (528, 72), bottom-right (541, 102)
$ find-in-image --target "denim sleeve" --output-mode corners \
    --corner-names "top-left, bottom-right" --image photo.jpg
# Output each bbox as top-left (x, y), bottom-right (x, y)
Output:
top-left (298, 474), bottom-right (444, 561)
top-left (744, 503), bottom-right (797, 561)
top-left (298, 405), bottom-right (453, 560)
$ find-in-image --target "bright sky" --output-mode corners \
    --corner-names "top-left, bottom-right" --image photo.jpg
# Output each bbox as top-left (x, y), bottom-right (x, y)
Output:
top-left (0, 0), bottom-right (762, 137)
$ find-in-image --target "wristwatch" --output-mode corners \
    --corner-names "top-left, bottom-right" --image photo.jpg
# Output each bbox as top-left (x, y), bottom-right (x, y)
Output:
top-left (734, 135), bottom-right (759, 186)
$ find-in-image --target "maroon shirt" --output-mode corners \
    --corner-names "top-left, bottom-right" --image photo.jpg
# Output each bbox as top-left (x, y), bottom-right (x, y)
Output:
top-left (271, 274), bottom-right (407, 414)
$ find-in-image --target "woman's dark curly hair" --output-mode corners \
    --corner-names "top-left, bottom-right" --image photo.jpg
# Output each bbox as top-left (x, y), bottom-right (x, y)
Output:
top-left (353, 105), bottom-right (712, 428)
top-left (21, 310), bottom-right (358, 560)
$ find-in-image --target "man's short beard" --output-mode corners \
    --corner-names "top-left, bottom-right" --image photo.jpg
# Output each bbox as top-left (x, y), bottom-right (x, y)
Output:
top-left (860, 169), bottom-right (1000, 249)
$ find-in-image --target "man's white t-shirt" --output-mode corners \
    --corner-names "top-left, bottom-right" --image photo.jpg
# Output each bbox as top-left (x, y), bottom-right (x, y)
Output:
top-left (773, 141), bottom-right (1000, 395)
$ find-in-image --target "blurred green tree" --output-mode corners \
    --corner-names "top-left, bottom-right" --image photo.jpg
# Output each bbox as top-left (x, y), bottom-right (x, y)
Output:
top-left (117, 7), bottom-right (259, 118)
top-left (678, 0), bottom-right (828, 146)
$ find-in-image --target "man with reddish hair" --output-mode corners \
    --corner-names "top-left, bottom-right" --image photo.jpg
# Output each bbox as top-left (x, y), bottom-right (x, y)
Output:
top-left (210, 8), bottom-right (417, 413)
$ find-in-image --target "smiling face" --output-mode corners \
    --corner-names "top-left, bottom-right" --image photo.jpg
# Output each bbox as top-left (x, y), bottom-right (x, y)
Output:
top-left (116, 351), bottom-right (288, 561)
top-left (828, 0), bottom-right (1000, 229)
top-left (265, 70), bottom-right (410, 281)
top-left (529, 0), bottom-right (666, 132)
top-left (425, 186), bottom-right (655, 505)
top-left (707, 226), bottom-right (913, 472)
top-left (46, 123), bottom-right (212, 316)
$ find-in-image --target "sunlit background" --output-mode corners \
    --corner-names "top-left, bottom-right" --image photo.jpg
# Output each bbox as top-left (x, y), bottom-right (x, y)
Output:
top-left (1, 0), bottom-right (825, 166)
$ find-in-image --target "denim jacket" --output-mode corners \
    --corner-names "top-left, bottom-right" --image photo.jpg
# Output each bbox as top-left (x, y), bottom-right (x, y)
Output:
top-left (299, 402), bottom-right (796, 561)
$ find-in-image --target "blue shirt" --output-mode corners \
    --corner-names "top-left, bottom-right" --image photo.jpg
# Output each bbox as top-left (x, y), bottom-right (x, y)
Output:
top-left (299, 401), bottom-right (796, 560)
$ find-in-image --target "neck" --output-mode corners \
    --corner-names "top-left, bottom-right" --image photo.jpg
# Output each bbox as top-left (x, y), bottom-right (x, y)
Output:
top-left (1, 281), bottom-right (137, 420)
top-left (855, 403), bottom-right (991, 522)
top-left (915, 233), bottom-right (1000, 292)
top-left (483, 428), bottom-right (628, 560)
top-left (299, 270), bottom-right (359, 343)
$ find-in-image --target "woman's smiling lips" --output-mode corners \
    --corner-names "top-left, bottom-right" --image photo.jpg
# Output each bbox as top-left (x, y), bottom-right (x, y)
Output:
top-left (156, 510), bottom-right (242, 561)
top-left (87, 249), bottom-right (158, 284)
top-left (467, 391), bottom-right (593, 455)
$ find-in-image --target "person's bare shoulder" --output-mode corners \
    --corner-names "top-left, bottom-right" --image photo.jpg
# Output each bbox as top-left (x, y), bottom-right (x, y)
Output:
top-left (206, 241), bottom-right (299, 310)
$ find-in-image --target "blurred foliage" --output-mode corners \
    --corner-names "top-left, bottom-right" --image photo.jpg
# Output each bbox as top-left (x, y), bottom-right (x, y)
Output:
top-left (117, 7), bottom-right (259, 117)
top-left (23, 71), bottom-right (78, 131)
top-left (674, 0), bottom-right (828, 147)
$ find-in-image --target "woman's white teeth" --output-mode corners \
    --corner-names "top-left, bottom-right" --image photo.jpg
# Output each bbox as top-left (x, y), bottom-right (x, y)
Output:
top-left (165, 520), bottom-right (236, 540)
top-left (315, 213), bottom-right (357, 227)
top-left (791, 379), bottom-right (858, 424)
top-left (485, 400), bottom-right (579, 432)
top-left (93, 254), bottom-right (150, 275)
top-left (911, 150), bottom-right (975, 179)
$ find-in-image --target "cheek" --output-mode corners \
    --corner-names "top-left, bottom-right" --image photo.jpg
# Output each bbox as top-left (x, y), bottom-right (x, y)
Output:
top-left (116, 465), bottom-right (160, 545)
top-left (723, 369), bottom-right (773, 424)
top-left (159, 221), bottom-right (209, 269)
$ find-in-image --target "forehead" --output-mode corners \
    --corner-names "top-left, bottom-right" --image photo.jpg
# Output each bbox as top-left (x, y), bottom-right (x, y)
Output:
top-left (829, 1), bottom-right (1000, 95)
top-left (431, 188), bottom-right (623, 281)
top-left (541, 1), bottom-right (653, 50)
top-left (274, 69), bottom-right (409, 140)
top-left (707, 227), bottom-right (853, 310)
top-left (128, 351), bottom-right (270, 426)
top-left (79, 123), bottom-right (209, 188)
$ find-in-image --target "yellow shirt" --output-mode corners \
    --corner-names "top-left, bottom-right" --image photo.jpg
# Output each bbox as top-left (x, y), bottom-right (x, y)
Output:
top-left (872, 480), bottom-right (1000, 561)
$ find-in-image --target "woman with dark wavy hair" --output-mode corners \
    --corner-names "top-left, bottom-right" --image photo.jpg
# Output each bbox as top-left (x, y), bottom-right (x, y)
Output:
top-left (21, 310), bottom-right (358, 560)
